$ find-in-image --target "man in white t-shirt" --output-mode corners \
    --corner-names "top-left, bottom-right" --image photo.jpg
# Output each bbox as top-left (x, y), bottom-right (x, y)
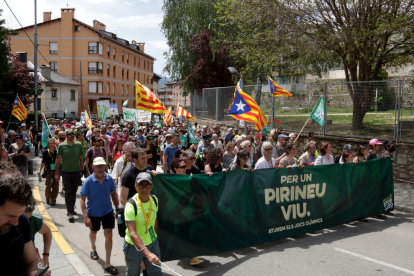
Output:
top-left (112, 142), bottom-right (135, 196)
top-left (211, 134), bottom-right (224, 151)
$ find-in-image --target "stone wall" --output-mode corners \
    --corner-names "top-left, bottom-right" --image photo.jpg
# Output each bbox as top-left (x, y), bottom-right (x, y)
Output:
top-left (192, 117), bottom-right (413, 182)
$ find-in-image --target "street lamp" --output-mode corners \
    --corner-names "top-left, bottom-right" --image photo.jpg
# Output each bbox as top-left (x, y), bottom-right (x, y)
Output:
top-left (228, 67), bottom-right (247, 135)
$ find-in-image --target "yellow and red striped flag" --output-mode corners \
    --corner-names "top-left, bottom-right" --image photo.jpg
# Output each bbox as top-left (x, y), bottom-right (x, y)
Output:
top-left (227, 80), bottom-right (268, 131)
top-left (268, 76), bottom-right (292, 98)
top-left (176, 103), bottom-right (194, 121)
top-left (164, 106), bottom-right (172, 126)
top-left (136, 80), bottom-right (168, 114)
top-left (84, 110), bottom-right (92, 129)
top-left (12, 94), bottom-right (28, 121)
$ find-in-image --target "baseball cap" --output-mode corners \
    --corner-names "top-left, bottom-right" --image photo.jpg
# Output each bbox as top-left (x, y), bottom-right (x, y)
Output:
top-left (369, 139), bottom-right (383, 145)
top-left (21, 123), bottom-right (26, 127)
top-left (278, 134), bottom-right (289, 140)
top-left (7, 130), bottom-right (16, 136)
top-left (93, 157), bottom-right (106, 166)
top-left (0, 120), bottom-right (3, 124)
top-left (256, 134), bottom-right (262, 139)
top-left (135, 172), bottom-right (153, 185)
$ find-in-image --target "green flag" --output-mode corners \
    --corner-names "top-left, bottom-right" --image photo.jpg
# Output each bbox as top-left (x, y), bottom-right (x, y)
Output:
top-left (41, 117), bottom-right (50, 148)
top-left (154, 121), bottom-right (163, 128)
top-left (261, 126), bottom-right (269, 135)
top-left (310, 97), bottom-right (325, 127)
top-left (120, 118), bottom-right (125, 125)
top-left (187, 122), bottom-right (198, 144)
top-left (102, 107), bottom-right (107, 122)
top-left (64, 107), bottom-right (68, 118)
top-left (123, 99), bottom-right (129, 107)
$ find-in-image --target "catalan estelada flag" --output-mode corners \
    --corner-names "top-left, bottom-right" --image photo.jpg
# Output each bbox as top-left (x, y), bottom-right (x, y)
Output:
top-left (268, 76), bottom-right (292, 98)
top-left (12, 94), bottom-right (28, 121)
top-left (176, 103), bottom-right (194, 121)
top-left (164, 106), bottom-right (172, 126)
top-left (228, 80), bottom-right (268, 131)
top-left (136, 80), bottom-right (168, 113)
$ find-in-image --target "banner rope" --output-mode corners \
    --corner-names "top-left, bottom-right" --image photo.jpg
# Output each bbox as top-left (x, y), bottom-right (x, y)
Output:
top-left (152, 262), bottom-right (183, 276)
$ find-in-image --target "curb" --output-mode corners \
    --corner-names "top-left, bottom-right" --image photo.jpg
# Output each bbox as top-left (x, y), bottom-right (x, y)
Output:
top-left (395, 204), bottom-right (414, 214)
top-left (30, 159), bottom-right (95, 276)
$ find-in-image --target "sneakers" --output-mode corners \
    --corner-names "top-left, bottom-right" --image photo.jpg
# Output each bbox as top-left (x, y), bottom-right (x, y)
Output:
top-left (61, 188), bottom-right (65, 194)
top-left (68, 214), bottom-right (75, 223)
top-left (190, 257), bottom-right (204, 266)
top-left (50, 202), bottom-right (56, 206)
top-left (374, 215), bottom-right (387, 220)
top-left (46, 199), bottom-right (50, 205)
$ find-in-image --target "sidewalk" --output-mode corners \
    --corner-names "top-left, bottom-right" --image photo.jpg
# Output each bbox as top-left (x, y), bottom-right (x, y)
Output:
top-left (27, 156), bottom-right (94, 276)
top-left (394, 182), bottom-right (414, 213)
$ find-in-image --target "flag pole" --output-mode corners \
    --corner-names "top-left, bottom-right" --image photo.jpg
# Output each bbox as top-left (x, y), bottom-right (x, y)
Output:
top-left (294, 117), bottom-right (310, 144)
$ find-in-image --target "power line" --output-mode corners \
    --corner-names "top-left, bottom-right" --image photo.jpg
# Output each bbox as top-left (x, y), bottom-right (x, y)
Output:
top-left (3, 0), bottom-right (50, 65)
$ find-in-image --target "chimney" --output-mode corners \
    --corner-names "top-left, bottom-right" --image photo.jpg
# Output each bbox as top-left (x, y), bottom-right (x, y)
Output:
top-left (43, 12), bottom-right (52, 22)
top-left (61, 8), bottom-right (75, 21)
top-left (137, 43), bottom-right (145, 52)
top-left (40, 65), bottom-right (51, 80)
top-left (132, 40), bottom-right (136, 45)
top-left (93, 20), bottom-right (106, 31)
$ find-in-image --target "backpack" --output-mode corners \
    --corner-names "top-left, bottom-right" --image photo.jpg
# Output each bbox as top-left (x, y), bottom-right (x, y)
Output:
top-left (117, 195), bottom-right (158, 238)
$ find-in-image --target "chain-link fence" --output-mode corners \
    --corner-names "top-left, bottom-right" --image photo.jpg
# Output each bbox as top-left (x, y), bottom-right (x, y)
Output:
top-left (191, 80), bottom-right (414, 142)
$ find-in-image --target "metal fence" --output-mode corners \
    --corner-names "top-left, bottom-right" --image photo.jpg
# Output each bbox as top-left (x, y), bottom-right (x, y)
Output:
top-left (191, 80), bottom-right (414, 142)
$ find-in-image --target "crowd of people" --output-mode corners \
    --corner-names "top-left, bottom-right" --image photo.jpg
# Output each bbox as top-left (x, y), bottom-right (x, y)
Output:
top-left (0, 117), bottom-right (395, 275)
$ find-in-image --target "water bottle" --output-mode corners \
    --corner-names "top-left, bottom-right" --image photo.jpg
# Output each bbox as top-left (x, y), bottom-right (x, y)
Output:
top-left (117, 214), bottom-right (123, 224)
top-left (38, 173), bottom-right (42, 182)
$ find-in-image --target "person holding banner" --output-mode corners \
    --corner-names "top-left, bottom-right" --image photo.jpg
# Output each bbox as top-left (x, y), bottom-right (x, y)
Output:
top-left (279, 143), bottom-right (304, 169)
top-left (314, 142), bottom-right (335, 166)
top-left (204, 148), bottom-right (227, 175)
top-left (299, 141), bottom-right (318, 166)
top-left (230, 150), bottom-right (251, 171)
top-left (38, 139), bottom-right (58, 206)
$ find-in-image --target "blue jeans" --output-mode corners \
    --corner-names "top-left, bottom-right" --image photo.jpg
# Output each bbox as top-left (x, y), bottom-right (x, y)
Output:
top-left (123, 239), bottom-right (162, 276)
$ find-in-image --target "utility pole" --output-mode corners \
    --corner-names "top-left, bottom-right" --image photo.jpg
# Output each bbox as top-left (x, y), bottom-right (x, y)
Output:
top-left (33, 0), bottom-right (39, 156)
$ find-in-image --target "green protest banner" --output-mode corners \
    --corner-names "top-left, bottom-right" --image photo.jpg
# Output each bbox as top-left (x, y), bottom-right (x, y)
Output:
top-left (152, 158), bottom-right (393, 261)
top-left (187, 122), bottom-right (198, 144)
top-left (154, 121), bottom-right (163, 128)
top-left (310, 97), bottom-right (325, 127)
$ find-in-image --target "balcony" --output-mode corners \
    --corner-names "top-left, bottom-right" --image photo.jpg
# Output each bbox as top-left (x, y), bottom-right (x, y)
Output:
top-left (88, 68), bottom-right (103, 74)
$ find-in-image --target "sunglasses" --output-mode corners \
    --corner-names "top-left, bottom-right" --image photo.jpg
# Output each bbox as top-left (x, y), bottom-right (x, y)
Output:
top-left (178, 165), bottom-right (186, 169)
top-left (66, 133), bottom-right (74, 136)
top-left (264, 148), bottom-right (273, 151)
top-left (137, 184), bottom-right (152, 189)
top-left (242, 157), bottom-right (249, 161)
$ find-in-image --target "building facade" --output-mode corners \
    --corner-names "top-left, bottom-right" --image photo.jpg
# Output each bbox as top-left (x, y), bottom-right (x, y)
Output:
top-left (158, 79), bottom-right (190, 110)
top-left (10, 8), bottom-right (156, 116)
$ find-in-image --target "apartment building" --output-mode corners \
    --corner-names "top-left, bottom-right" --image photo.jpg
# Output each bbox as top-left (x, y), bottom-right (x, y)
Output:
top-left (9, 8), bottom-right (156, 115)
top-left (158, 79), bottom-right (190, 110)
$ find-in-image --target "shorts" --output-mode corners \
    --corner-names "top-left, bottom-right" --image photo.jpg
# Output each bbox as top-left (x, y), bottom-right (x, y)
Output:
top-left (89, 211), bottom-right (115, 232)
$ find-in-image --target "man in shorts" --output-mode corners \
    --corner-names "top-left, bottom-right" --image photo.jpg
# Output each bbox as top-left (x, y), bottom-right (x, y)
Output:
top-left (80, 157), bottom-right (120, 275)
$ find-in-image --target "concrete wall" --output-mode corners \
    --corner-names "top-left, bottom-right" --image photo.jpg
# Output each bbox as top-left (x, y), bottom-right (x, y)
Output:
top-left (192, 117), bottom-right (413, 182)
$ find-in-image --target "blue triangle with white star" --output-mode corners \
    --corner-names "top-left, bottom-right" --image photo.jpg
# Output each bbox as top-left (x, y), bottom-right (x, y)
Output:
top-left (228, 90), bottom-right (251, 115)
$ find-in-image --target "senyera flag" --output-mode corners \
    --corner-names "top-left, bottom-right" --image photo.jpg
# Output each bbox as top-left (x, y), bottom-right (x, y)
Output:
top-left (268, 76), bottom-right (292, 98)
top-left (176, 103), bottom-right (194, 121)
top-left (227, 80), bottom-right (268, 131)
top-left (84, 110), bottom-right (92, 129)
top-left (164, 106), bottom-right (172, 126)
top-left (136, 80), bottom-right (168, 113)
top-left (12, 94), bottom-right (28, 121)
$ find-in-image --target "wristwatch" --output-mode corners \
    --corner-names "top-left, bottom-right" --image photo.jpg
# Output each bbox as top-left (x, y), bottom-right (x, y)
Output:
top-left (116, 208), bottom-right (121, 212)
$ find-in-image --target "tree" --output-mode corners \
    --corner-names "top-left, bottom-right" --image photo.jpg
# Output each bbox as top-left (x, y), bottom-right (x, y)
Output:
top-left (273, 0), bottom-right (414, 130)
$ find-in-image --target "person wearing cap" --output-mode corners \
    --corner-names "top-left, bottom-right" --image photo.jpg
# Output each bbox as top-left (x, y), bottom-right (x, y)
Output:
top-left (55, 129), bottom-right (84, 222)
top-left (19, 123), bottom-right (31, 144)
top-left (196, 133), bottom-right (214, 155)
top-left (0, 120), bottom-right (4, 144)
top-left (8, 134), bottom-right (31, 177)
top-left (80, 157), bottom-right (120, 275)
top-left (366, 139), bottom-right (383, 161)
top-left (299, 141), bottom-right (318, 166)
top-left (271, 134), bottom-right (289, 165)
top-left (163, 134), bottom-right (182, 173)
top-left (5, 129), bottom-right (16, 149)
top-left (123, 172), bottom-right (161, 276)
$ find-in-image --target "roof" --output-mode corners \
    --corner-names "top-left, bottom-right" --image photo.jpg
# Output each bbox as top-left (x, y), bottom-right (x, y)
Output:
top-left (27, 61), bottom-right (80, 85)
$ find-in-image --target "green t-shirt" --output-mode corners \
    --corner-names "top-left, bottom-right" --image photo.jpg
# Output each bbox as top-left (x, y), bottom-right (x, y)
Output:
top-left (29, 214), bottom-right (43, 243)
top-left (125, 194), bottom-right (158, 246)
top-left (179, 135), bottom-right (187, 147)
top-left (57, 141), bottom-right (83, 172)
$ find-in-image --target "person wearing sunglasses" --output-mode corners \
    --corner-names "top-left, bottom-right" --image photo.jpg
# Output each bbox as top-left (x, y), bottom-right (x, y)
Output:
top-left (230, 150), bottom-right (251, 171)
top-left (255, 141), bottom-right (279, 170)
top-left (182, 150), bottom-right (201, 175)
top-left (299, 141), bottom-right (318, 166)
top-left (271, 134), bottom-right (289, 165)
top-left (233, 140), bottom-right (253, 168)
top-left (85, 136), bottom-right (108, 177)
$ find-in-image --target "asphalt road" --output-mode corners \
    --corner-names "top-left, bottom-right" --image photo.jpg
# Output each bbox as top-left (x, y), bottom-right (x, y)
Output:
top-left (39, 175), bottom-right (414, 276)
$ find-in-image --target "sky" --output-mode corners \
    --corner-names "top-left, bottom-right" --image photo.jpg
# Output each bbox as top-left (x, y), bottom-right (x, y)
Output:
top-left (0, 0), bottom-right (169, 76)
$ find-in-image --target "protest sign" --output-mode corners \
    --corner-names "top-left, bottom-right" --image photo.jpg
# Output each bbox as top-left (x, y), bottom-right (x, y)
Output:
top-left (152, 158), bottom-right (394, 261)
top-left (109, 104), bottom-right (119, 115)
top-left (97, 100), bottom-right (110, 119)
top-left (122, 107), bottom-right (151, 122)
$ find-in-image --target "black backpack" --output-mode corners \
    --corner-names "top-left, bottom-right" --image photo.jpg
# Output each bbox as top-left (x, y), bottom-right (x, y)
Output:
top-left (117, 195), bottom-right (158, 238)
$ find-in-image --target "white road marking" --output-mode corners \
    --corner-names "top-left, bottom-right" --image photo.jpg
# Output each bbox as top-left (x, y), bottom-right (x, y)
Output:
top-left (334, 248), bottom-right (414, 275)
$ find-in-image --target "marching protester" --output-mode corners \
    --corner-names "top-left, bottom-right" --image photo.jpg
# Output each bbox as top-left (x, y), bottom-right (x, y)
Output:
top-left (299, 141), bottom-right (317, 166)
top-left (279, 143), bottom-right (304, 169)
top-left (38, 139), bottom-right (58, 206)
top-left (354, 145), bottom-right (369, 163)
top-left (112, 138), bottom-right (124, 168)
top-left (182, 150), bottom-right (202, 175)
top-left (8, 134), bottom-right (31, 177)
top-left (254, 134), bottom-right (263, 160)
top-left (271, 134), bottom-right (289, 165)
top-left (80, 157), bottom-right (120, 275)
top-left (0, 144), bottom-right (11, 162)
top-left (194, 148), bottom-right (208, 172)
top-left (55, 129), bottom-right (84, 223)
top-left (224, 128), bottom-right (233, 145)
top-left (196, 133), bottom-right (214, 154)
top-left (85, 136), bottom-right (108, 176)
top-left (337, 144), bottom-right (352, 163)
top-left (230, 150), bottom-right (251, 171)
top-left (340, 152), bottom-right (354, 164)
top-left (222, 142), bottom-right (236, 169)
top-left (366, 139), bottom-right (382, 161)
top-left (170, 158), bottom-right (187, 175)
top-left (121, 128), bottom-right (129, 143)
top-left (0, 161), bottom-right (51, 276)
top-left (255, 141), bottom-right (278, 169)
top-left (204, 148), bottom-right (227, 175)
top-left (5, 129), bottom-right (16, 148)
top-left (145, 132), bottom-right (158, 170)
top-left (211, 133), bottom-right (224, 151)
top-left (314, 141), bottom-right (335, 166)
top-left (235, 140), bottom-right (253, 168)
top-left (289, 133), bottom-right (297, 143)
top-left (124, 172), bottom-right (162, 275)
top-left (268, 129), bottom-right (279, 148)
top-left (163, 133), bottom-right (181, 173)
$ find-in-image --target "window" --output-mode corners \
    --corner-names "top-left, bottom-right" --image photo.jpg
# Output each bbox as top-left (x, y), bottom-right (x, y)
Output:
top-left (127, 53), bottom-right (129, 63)
top-left (122, 68), bottom-right (124, 78)
top-left (138, 73), bottom-right (140, 82)
top-left (151, 63), bottom-right (153, 72)
top-left (134, 56), bottom-right (136, 66)
top-left (107, 46), bottom-right (110, 57)
top-left (89, 100), bottom-right (94, 112)
top-left (147, 76), bottom-right (149, 84)
top-left (50, 62), bottom-right (58, 72)
top-left (121, 85), bottom-right (124, 95)
top-left (126, 85), bottom-right (129, 95)
top-left (74, 26), bottom-right (81, 32)
top-left (113, 48), bottom-right (116, 59)
top-left (134, 72), bottom-right (136, 81)
top-left (49, 42), bottom-right (58, 54)
top-left (144, 60), bottom-right (146, 69)
top-left (127, 70), bottom-right (129, 80)
top-left (113, 83), bottom-right (115, 95)
top-left (107, 64), bottom-right (110, 76)
top-left (113, 66), bottom-right (116, 77)
top-left (113, 100), bottom-right (115, 104)
top-left (88, 42), bottom-right (103, 54)
top-left (88, 62), bottom-right (103, 74)
top-left (70, 90), bottom-right (75, 100)
top-left (138, 58), bottom-right (140, 67)
top-left (71, 112), bottom-right (75, 118)
top-left (51, 89), bottom-right (57, 98)
top-left (107, 83), bottom-right (109, 94)
top-left (122, 52), bottom-right (124, 62)
top-left (88, 81), bottom-right (103, 93)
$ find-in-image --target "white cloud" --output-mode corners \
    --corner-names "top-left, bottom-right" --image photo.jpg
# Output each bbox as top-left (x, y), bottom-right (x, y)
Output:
top-left (148, 41), bottom-right (169, 50)
top-left (112, 14), bottom-right (162, 29)
top-left (83, 0), bottom-right (114, 3)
